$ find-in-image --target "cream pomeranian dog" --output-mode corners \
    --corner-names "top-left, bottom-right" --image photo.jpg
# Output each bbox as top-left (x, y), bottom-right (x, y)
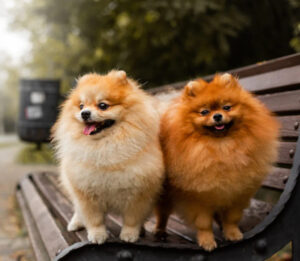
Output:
top-left (52, 70), bottom-right (164, 244)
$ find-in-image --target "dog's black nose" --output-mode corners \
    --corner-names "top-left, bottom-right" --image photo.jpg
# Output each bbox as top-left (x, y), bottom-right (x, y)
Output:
top-left (213, 113), bottom-right (223, 122)
top-left (81, 111), bottom-right (91, 121)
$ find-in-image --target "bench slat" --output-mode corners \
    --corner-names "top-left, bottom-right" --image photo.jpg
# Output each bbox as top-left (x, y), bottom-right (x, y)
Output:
top-left (262, 167), bottom-right (290, 190)
top-left (278, 115), bottom-right (300, 139)
top-left (239, 65), bottom-right (300, 93)
top-left (150, 55), bottom-right (300, 95)
top-left (277, 142), bottom-right (297, 166)
top-left (146, 215), bottom-right (197, 243)
top-left (257, 90), bottom-right (300, 114)
top-left (144, 217), bottom-right (197, 245)
top-left (31, 173), bottom-right (89, 242)
top-left (16, 190), bottom-right (50, 261)
top-left (239, 199), bottom-right (273, 232)
top-left (108, 212), bottom-right (194, 244)
top-left (166, 216), bottom-right (198, 242)
top-left (226, 53), bottom-right (300, 79)
top-left (20, 176), bottom-right (69, 259)
top-left (155, 88), bottom-right (300, 116)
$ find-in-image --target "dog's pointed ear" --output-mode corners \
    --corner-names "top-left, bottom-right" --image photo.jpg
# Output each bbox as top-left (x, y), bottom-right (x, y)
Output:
top-left (220, 73), bottom-right (232, 84)
top-left (218, 73), bottom-right (238, 87)
top-left (115, 70), bottom-right (127, 80)
top-left (185, 81), bottom-right (198, 97)
top-left (77, 73), bottom-right (96, 84)
top-left (109, 70), bottom-right (128, 85)
top-left (184, 80), bottom-right (206, 97)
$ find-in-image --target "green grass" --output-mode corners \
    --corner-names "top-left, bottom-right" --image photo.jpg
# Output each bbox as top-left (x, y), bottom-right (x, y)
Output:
top-left (16, 143), bottom-right (56, 164)
top-left (267, 242), bottom-right (292, 260)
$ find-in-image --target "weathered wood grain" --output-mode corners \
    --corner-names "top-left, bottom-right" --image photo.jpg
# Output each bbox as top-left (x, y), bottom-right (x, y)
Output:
top-left (239, 65), bottom-right (300, 93)
top-left (16, 190), bottom-right (50, 261)
top-left (277, 142), bottom-right (297, 165)
top-left (32, 173), bottom-right (88, 242)
top-left (262, 167), bottom-right (290, 190)
top-left (258, 90), bottom-right (300, 114)
top-left (20, 176), bottom-right (69, 259)
top-left (277, 115), bottom-right (300, 139)
top-left (149, 53), bottom-right (300, 95)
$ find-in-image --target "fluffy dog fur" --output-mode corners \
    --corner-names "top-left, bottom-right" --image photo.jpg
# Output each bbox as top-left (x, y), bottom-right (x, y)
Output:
top-left (52, 70), bottom-right (164, 244)
top-left (155, 73), bottom-right (279, 251)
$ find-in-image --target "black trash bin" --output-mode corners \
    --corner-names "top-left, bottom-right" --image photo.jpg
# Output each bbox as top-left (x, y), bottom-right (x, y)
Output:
top-left (18, 79), bottom-right (60, 143)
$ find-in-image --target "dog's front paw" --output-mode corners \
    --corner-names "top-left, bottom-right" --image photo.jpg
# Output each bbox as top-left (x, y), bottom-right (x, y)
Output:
top-left (223, 225), bottom-right (243, 241)
top-left (88, 227), bottom-right (108, 244)
top-left (197, 231), bottom-right (217, 252)
top-left (154, 228), bottom-right (168, 241)
top-left (120, 226), bottom-right (140, 243)
top-left (67, 214), bottom-right (84, 232)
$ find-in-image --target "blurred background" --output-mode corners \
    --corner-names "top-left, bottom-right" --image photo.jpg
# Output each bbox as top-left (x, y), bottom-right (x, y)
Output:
top-left (1, 0), bottom-right (300, 134)
top-left (0, 0), bottom-right (299, 260)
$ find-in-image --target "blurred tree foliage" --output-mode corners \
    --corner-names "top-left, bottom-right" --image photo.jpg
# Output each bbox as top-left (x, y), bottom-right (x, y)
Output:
top-left (228, 0), bottom-right (300, 68)
top-left (290, 0), bottom-right (300, 51)
top-left (9, 0), bottom-right (300, 91)
top-left (0, 55), bottom-right (20, 132)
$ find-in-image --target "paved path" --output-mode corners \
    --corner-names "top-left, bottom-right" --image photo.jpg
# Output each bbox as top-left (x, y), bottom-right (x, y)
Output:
top-left (0, 137), bottom-right (57, 261)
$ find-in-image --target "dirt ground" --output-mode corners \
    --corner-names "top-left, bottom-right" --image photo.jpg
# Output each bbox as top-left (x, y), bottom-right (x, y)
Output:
top-left (0, 135), bottom-right (57, 261)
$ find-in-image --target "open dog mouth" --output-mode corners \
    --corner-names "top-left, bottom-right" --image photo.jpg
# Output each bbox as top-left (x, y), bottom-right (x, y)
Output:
top-left (83, 119), bottom-right (115, 136)
top-left (204, 121), bottom-right (233, 133)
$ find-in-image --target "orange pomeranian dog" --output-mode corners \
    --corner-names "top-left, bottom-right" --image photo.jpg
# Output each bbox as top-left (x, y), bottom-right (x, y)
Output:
top-left (52, 70), bottom-right (164, 244)
top-left (155, 73), bottom-right (279, 251)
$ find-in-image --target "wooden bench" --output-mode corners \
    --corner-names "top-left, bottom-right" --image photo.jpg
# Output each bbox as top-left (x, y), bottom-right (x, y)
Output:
top-left (17, 53), bottom-right (300, 261)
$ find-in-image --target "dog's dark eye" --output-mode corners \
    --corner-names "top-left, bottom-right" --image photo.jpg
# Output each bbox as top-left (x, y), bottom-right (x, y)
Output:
top-left (98, 102), bottom-right (109, 110)
top-left (223, 105), bottom-right (231, 111)
top-left (79, 104), bottom-right (84, 110)
top-left (200, 109), bottom-right (210, 116)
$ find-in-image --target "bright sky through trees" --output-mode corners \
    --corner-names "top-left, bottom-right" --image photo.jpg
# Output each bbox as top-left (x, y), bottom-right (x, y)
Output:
top-left (0, 0), bottom-right (30, 64)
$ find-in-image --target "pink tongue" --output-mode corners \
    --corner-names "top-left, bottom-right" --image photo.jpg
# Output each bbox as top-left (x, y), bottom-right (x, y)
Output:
top-left (215, 125), bottom-right (225, 130)
top-left (83, 124), bottom-right (97, 135)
